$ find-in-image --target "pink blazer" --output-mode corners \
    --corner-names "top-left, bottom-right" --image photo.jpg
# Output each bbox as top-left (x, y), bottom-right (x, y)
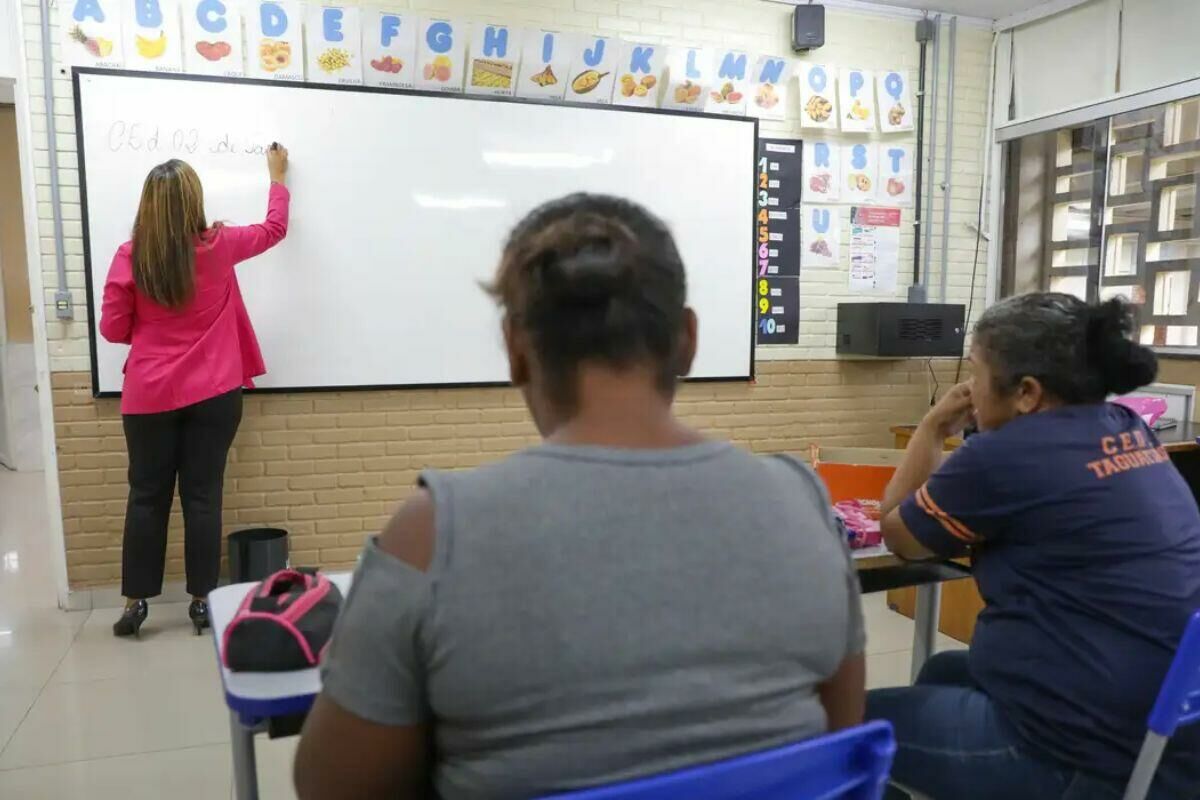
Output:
top-left (100, 183), bottom-right (290, 415)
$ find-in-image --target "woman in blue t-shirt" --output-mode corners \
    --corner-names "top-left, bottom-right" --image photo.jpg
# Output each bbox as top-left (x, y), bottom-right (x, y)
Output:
top-left (869, 293), bottom-right (1200, 800)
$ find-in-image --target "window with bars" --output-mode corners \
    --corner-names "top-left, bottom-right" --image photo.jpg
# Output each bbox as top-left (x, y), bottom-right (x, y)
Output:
top-left (1001, 94), bottom-right (1200, 354)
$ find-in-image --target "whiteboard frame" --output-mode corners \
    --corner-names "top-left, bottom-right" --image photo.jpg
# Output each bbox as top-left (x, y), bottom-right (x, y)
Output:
top-left (72, 67), bottom-right (759, 397)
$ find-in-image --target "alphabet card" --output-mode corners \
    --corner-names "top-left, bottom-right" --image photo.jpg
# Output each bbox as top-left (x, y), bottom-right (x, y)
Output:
top-left (802, 140), bottom-right (841, 203)
top-left (842, 142), bottom-right (879, 203)
top-left (416, 18), bottom-right (466, 92)
top-left (466, 22), bottom-right (519, 97)
top-left (878, 69), bottom-right (915, 132)
top-left (801, 205), bottom-right (841, 268)
top-left (516, 29), bottom-right (571, 100)
top-left (706, 49), bottom-right (749, 115)
top-left (248, 0), bottom-right (303, 81)
top-left (661, 47), bottom-right (711, 112)
top-left (839, 68), bottom-right (877, 132)
top-left (797, 63), bottom-right (837, 130)
top-left (613, 41), bottom-right (662, 107)
top-left (183, 0), bottom-right (243, 76)
top-left (60, 0), bottom-right (125, 68)
top-left (747, 54), bottom-right (792, 120)
top-left (306, 6), bottom-right (362, 85)
top-left (565, 35), bottom-right (616, 104)
top-left (124, 0), bottom-right (183, 73)
top-left (879, 143), bottom-right (915, 206)
top-left (361, 10), bottom-right (416, 89)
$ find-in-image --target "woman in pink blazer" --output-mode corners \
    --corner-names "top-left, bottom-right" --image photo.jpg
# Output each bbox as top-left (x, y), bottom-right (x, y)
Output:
top-left (100, 146), bottom-right (290, 637)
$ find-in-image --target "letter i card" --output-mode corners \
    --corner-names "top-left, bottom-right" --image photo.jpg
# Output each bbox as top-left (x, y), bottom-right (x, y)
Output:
top-left (183, 0), bottom-right (243, 77)
top-left (124, 0), bottom-right (183, 73)
top-left (306, 5), bottom-right (363, 86)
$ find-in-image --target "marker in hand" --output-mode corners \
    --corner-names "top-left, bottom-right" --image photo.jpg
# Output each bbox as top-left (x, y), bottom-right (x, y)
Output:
top-left (268, 141), bottom-right (289, 185)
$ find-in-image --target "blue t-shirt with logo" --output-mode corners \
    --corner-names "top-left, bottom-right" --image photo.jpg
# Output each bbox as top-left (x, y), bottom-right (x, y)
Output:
top-left (900, 404), bottom-right (1200, 793)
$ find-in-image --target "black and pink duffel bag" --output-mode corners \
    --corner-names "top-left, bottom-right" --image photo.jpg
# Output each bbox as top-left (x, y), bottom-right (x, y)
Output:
top-left (222, 568), bottom-right (344, 672)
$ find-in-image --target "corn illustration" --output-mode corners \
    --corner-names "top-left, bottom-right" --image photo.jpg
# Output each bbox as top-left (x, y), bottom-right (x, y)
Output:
top-left (318, 48), bottom-right (351, 73)
top-left (471, 59), bottom-right (513, 89)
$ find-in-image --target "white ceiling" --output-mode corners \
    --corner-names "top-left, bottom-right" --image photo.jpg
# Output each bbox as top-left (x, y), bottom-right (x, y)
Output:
top-left (860, 0), bottom-right (1050, 19)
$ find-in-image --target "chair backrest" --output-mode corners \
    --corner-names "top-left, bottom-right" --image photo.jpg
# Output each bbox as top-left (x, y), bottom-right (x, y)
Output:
top-left (810, 446), bottom-right (900, 505)
top-left (1147, 610), bottom-right (1200, 737)
top-left (539, 721), bottom-right (896, 800)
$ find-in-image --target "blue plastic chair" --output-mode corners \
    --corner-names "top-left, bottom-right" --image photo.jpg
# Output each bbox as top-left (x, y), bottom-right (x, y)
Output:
top-left (540, 720), bottom-right (895, 800)
top-left (1123, 610), bottom-right (1200, 800)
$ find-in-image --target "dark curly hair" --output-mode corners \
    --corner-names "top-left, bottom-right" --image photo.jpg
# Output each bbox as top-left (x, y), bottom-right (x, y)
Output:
top-left (974, 293), bottom-right (1158, 404)
top-left (485, 194), bottom-right (688, 408)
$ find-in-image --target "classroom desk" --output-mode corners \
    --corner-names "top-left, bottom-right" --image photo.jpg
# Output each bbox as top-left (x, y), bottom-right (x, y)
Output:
top-left (211, 557), bottom-right (965, 799)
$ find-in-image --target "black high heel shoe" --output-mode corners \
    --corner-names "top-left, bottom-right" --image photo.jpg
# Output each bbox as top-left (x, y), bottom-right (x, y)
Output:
top-left (113, 600), bottom-right (148, 638)
top-left (189, 599), bottom-right (210, 635)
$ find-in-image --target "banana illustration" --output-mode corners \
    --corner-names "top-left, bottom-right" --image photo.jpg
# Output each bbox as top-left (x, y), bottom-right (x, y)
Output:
top-left (136, 32), bottom-right (167, 59)
top-left (571, 69), bottom-right (609, 95)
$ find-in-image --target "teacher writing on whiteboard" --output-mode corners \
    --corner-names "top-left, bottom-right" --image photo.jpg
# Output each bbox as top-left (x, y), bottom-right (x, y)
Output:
top-left (100, 145), bottom-right (290, 638)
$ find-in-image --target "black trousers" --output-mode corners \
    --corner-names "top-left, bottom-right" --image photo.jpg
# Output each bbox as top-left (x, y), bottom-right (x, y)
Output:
top-left (121, 389), bottom-right (243, 599)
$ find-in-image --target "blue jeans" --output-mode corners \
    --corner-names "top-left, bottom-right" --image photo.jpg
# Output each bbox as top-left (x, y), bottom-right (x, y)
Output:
top-left (866, 651), bottom-right (1153, 800)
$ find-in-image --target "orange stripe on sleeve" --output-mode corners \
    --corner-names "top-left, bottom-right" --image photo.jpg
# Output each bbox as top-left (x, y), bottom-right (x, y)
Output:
top-left (916, 485), bottom-right (980, 544)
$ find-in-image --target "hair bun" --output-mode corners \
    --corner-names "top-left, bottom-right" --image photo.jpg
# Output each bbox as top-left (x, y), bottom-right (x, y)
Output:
top-left (1085, 298), bottom-right (1158, 395)
top-left (530, 213), bottom-right (639, 308)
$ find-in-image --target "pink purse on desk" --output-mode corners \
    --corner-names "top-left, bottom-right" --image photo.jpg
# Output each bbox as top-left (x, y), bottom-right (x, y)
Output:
top-left (1113, 396), bottom-right (1168, 427)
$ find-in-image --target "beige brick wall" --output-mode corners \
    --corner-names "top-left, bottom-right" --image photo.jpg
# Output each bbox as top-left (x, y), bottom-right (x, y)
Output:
top-left (53, 359), bottom-right (952, 587)
top-left (14, 0), bottom-right (995, 592)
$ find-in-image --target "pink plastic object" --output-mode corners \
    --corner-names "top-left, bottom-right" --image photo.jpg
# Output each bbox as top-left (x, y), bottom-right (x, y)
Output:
top-left (1114, 396), bottom-right (1168, 427)
top-left (833, 500), bottom-right (883, 549)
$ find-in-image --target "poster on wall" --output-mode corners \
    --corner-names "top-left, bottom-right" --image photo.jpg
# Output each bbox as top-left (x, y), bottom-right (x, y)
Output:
top-left (565, 35), bottom-right (616, 104)
top-left (124, 0), bottom-right (183, 73)
top-left (797, 63), bottom-right (837, 130)
top-left (515, 29), bottom-right (571, 99)
top-left (60, 0), bottom-right (125, 68)
top-left (877, 69), bottom-right (915, 132)
top-left (849, 206), bottom-right (901, 292)
top-left (466, 22), bottom-right (520, 96)
top-left (802, 205), bottom-right (841, 268)
top-left (706, 49), bottom-right (749, 115)
top-left (756, 138), bottom-right (802, 279)
top-left (757, 277), bottom-right (800, 345)
top-left (842, 142), bottom-right (878, 203)
top-left (747, 54), bottom-right (792, 120)
top-left (361, 11), bottom-right (416, 89)
top-left (661, 47), bottom-right (711, 111)
top-left (879, 143), bottom-right (915, 206)
top-left (802, 140), bottom-right (840, 203)
top-left (415, 18), bottom-right (467, 92)
top-left (247, 0), bottom-right (303, 81)
top-left (838, 67), bottom-right (876, 132)
top-left (182, 0), bottom-right (243, 77)
top-left (612, 41), bottom-right (663, 107)
top-left (306, 6), bottom-right (363, 86)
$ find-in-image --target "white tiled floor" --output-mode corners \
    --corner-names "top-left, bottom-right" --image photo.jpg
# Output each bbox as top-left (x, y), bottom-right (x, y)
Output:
top-left (0, 468), bottom-right (963, 799)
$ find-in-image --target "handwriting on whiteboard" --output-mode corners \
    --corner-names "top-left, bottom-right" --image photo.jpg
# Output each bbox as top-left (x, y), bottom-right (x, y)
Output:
top-left (106, 121), bottom-right (273, 158)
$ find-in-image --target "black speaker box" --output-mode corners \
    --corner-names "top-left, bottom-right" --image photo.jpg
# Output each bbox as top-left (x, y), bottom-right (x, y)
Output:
top-left (792, 5), bottom-right (825, 52)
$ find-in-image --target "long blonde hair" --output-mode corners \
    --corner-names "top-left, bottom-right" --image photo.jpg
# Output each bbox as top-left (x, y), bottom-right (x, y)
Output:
top-left (131, 159), bottom-right (208, 309)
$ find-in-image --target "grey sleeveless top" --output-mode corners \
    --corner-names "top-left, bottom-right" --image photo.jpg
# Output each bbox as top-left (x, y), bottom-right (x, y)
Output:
top-left (321, 441), bottom-right (865, 799)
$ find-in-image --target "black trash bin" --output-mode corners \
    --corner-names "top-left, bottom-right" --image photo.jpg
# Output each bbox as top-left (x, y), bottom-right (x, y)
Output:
top-left (228, 528), bottom-right (289, 584)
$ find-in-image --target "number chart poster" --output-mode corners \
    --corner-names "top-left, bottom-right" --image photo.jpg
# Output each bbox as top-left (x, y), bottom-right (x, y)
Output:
top-left (755, 138), bottom-right (802, 345)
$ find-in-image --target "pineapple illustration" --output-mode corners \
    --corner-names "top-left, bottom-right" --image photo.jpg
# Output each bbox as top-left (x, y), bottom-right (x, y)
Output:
top-left (70, 26), bottom-right (113, 58)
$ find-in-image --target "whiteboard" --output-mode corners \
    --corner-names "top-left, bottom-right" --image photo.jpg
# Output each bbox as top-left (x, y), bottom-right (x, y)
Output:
top-left (75, 70), bottom-right (756, 394)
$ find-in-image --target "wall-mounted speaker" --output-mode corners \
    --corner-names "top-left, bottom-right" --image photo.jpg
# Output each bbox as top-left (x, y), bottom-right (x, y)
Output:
top-left (792, 4), bottom-right (825, 52)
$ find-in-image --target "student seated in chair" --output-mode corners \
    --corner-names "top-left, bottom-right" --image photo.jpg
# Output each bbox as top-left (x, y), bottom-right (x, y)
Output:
top-left (869, 293), bottom-right (1200, 800)
top-left (293, 194), bottom-right (867, 799)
